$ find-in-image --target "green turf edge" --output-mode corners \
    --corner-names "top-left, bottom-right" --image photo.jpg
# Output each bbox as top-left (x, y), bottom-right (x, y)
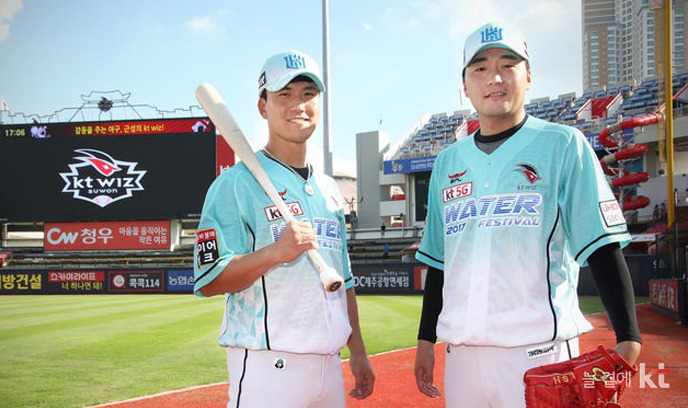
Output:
top-left (0, 294), bottom-right (651, 408)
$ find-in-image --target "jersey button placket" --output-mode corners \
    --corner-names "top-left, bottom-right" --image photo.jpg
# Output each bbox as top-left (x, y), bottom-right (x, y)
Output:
top-left (475, 231), bottom-right (492, 339)
top-left (484, 161), bottom-right (493, 189)
top-left (464, 158), bottom-right (493, 340)
top-left (304, 180), bottom-right (338, 353)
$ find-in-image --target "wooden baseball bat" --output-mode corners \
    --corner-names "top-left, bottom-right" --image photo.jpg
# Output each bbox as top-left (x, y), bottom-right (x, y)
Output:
top-left (195, 83), bottom-right (344, 292)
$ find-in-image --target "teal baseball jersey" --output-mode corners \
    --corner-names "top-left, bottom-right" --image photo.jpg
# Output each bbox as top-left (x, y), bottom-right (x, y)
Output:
top-left (194, 151), bottom-right (354, 354)
top-left (416, 116), bottom-right (630, 347)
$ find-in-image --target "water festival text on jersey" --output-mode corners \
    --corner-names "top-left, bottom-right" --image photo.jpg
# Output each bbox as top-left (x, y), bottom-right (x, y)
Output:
top-left (444, 193), bottom-right (542, 236)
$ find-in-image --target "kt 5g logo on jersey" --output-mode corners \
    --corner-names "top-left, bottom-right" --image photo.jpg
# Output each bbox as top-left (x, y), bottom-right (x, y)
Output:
top-left (264, 202), bottom-right (304, 222)
top-left (443, 182), bottom-right (473, 203)
top-left (59, 149), bottom-right (146, 208)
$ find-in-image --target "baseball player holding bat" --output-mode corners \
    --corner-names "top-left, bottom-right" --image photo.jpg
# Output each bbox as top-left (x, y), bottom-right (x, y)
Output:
top-left (414, 22), bottom-right (642, 407)
top-left (193, 50), bottom-right (374, 407)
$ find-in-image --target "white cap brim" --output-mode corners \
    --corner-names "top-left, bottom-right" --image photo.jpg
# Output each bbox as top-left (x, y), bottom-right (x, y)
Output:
top-left (264, 71), bottom-right (325, 93)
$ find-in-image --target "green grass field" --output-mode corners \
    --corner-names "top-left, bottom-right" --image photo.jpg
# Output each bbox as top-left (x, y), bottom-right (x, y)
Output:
top-left (0, 295), bottom-right (649, 408)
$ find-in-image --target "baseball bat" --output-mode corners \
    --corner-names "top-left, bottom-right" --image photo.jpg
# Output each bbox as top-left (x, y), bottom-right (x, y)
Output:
top-left (195, 83), bottom-right (344, 292)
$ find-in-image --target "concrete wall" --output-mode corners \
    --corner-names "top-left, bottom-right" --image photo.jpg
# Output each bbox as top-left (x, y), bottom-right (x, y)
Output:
top-left (356, 131), bottom-right (389, 228)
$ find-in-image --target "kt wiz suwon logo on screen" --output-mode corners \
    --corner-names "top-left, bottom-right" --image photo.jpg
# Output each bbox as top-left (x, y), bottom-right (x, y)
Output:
top-left (59, 149), bottom-right (147, 208)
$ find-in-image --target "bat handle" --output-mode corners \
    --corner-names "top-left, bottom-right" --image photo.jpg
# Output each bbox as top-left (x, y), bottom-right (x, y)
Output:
top-left (307, 249), bottom-right (344, 292)
top-left (280, 207), bottom-right (342, 292)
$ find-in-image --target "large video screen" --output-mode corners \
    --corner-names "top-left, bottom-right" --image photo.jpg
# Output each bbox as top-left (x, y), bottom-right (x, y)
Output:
top-left (0, 119), bottom-right (216, 222)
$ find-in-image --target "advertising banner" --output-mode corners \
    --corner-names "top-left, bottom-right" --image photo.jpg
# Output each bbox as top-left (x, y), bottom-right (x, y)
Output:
top-left (44, 221), bottom-right (171, 251)
top-left (108, 271), bottom-right (164, 293)
top-left (414, 265), bottom-right (428, 291)
top-left (1, 269), bottom-right (186, 294)
top-left (46, 270), bottom-right (107, 294)
top-left (1, 118), bottom-right (215, 138)
top-left (216, 135), bottom-right (235, 176)
top-left (650, 279), bottom-right (679, 312)
top-left (167, 269), bottom-right (195, 292)
top-left (352, 263), bottom-right (418, 294)
top-left (383, 156), bottom-right (437, 175)
top-left (0, 271), bottom-right (43, 294)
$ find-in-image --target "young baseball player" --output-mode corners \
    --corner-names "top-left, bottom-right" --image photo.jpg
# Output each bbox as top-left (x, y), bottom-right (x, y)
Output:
top-left (413, 22), bottom-right (642, 407)
top-left (194, 50), bottom-right (374, 408)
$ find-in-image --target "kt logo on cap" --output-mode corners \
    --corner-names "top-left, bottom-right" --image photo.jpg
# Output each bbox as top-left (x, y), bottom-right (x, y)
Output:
top-left (284, 53), bottom-right (306, 70)
top-left (481, 27), bottom-right (503, 43)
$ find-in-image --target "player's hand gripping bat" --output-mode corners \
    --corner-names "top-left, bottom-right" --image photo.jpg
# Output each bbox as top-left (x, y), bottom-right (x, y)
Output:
top-left (196, 83), bottom-right (344, 292)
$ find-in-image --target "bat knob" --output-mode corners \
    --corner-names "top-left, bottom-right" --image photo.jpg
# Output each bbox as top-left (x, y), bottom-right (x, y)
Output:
top-left (321, 266), bottom-right (344, 292)
top-left (327, 280), bottom-right (343, 292)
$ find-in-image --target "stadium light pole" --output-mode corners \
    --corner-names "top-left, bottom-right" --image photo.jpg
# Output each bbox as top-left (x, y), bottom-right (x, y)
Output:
top-left (322, 0), bottom-right (334, 177)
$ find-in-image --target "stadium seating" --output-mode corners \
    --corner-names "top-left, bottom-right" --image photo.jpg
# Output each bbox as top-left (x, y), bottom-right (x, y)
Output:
top-left (389, 73), bottom-right (688, 161)
top-left (348, 237), bottom-right (419, 264)
top-left (6, 248), bottom-right (194, 269)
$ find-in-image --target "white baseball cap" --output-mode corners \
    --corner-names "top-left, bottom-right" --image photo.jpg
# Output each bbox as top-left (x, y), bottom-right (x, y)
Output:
top-left (463, 22), bottom-right (530, 70)
top-left (258, 50), bottom-right (325, 96)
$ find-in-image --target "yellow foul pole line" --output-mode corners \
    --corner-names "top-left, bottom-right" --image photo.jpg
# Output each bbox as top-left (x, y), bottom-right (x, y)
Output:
top-left (665, 0), bottom-right (675, 227)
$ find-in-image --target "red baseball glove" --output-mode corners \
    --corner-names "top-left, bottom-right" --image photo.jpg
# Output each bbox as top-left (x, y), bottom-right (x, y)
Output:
top-left (523, 345), bottom-right (637, 408)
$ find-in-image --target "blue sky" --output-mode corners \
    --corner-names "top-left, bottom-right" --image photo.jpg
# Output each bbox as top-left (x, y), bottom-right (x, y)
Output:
top-left (0, 0), bottom-right (582, 169)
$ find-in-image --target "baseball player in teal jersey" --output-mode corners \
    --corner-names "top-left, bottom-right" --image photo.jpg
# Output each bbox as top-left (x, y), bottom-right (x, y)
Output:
top-left (413, 22), bottom-right (642, 407)
top-left (194, 50), bottom-right (374, 408)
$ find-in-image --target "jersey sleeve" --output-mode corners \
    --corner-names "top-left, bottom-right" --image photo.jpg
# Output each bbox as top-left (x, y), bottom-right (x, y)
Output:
top-left (193, 173), bottom-right (253, 297)
top-left (558, 130), bottom-right (631, 266)
top-left (416, 156), bottom-right (445, 270)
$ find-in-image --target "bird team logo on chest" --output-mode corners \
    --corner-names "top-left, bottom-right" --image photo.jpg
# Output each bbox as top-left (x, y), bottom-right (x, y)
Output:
top-left (515, 163), bottom-right (541, 184)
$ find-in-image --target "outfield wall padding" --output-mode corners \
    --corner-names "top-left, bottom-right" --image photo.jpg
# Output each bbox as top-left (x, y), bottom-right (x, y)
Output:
top-left (0, 269), bottom-right (194, 295)
top-left (0, 254), bottom-right (658, 295)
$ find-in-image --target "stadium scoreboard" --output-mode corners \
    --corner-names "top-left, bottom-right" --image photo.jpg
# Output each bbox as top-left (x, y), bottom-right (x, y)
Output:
top-left (0, 118), bottom-right (229, 223)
